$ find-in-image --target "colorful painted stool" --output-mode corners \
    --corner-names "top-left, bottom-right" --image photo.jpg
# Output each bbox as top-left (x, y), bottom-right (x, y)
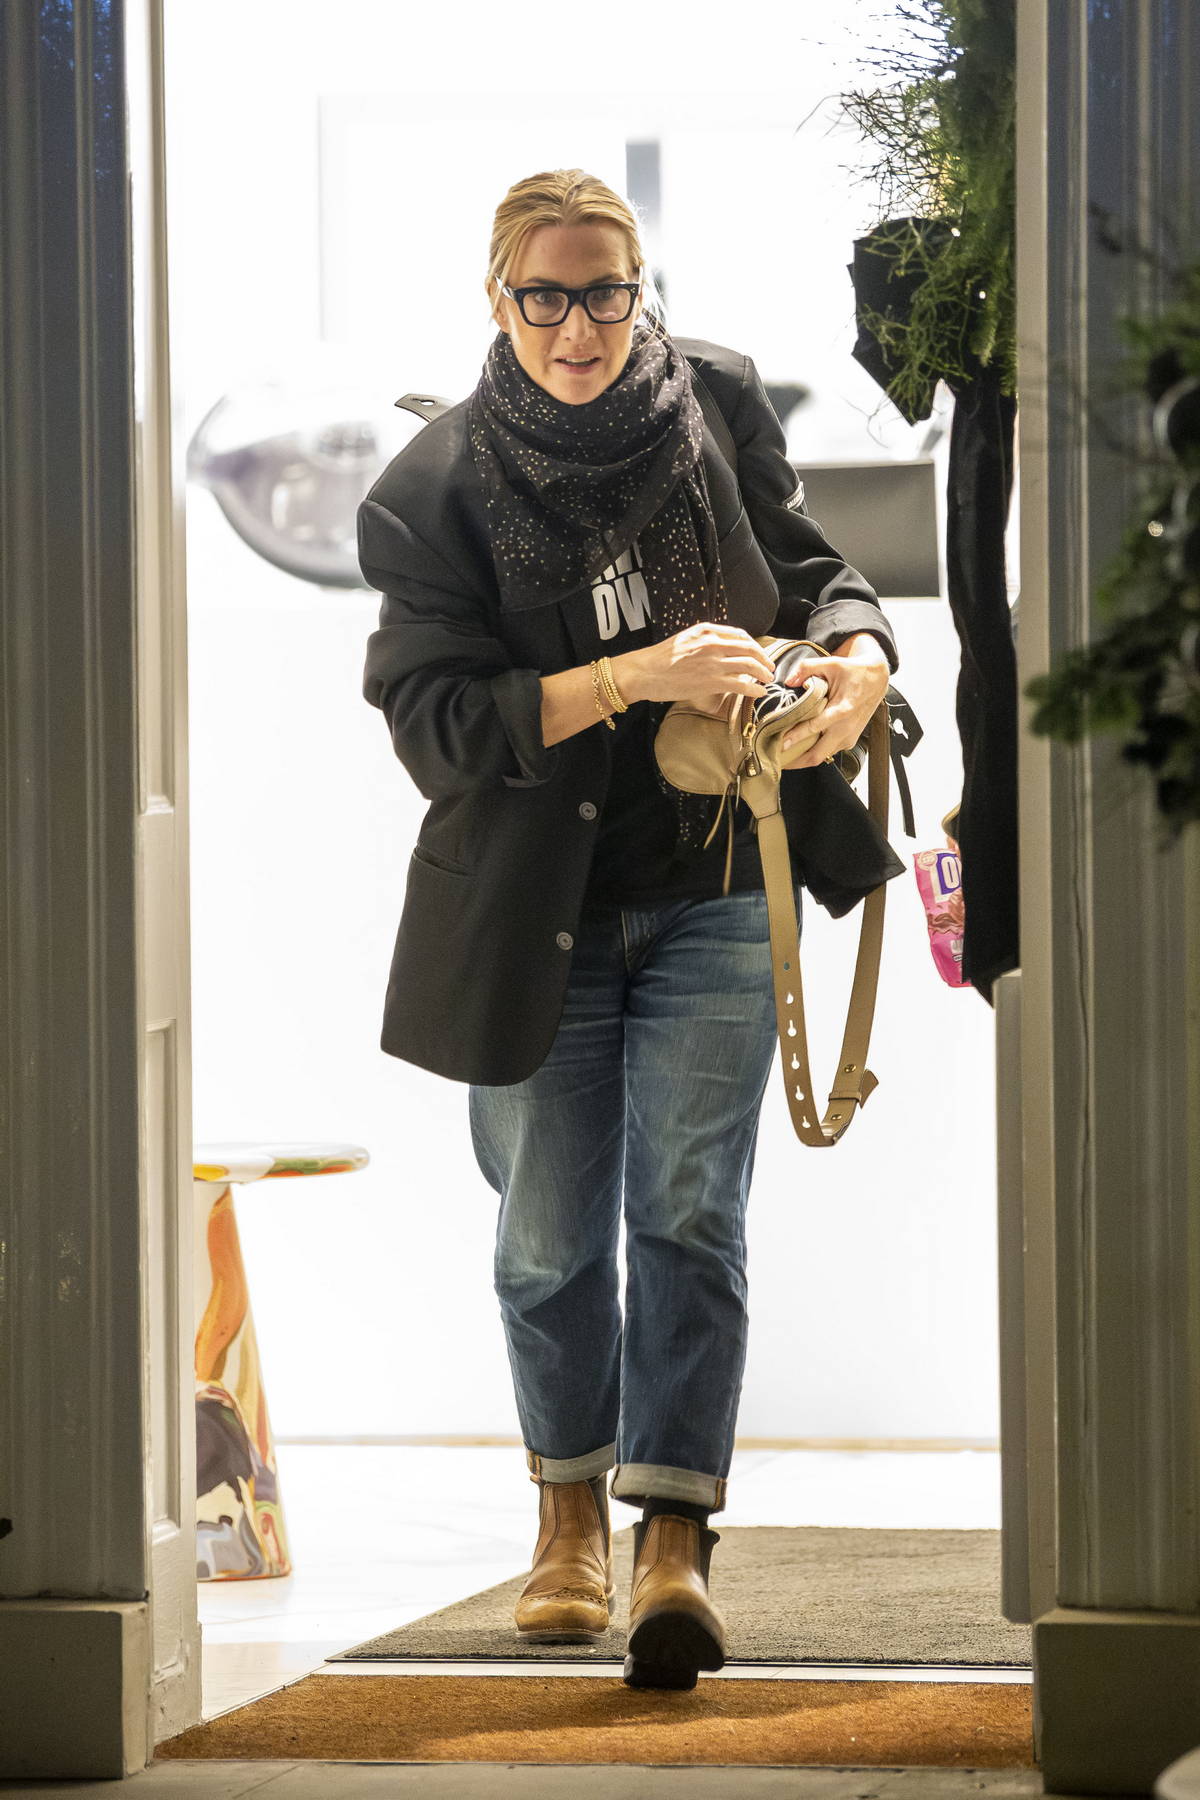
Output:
top-left (192, 1140), bottom-right (369, 1581)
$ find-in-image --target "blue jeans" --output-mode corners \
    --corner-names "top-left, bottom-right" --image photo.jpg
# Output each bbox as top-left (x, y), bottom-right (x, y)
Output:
top-left (468, 881), bottom-right (799, 1516)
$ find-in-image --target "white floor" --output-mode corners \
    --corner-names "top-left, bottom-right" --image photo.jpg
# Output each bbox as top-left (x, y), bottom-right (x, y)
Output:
top-left (198, 1442), bottom-right (1029, 1720)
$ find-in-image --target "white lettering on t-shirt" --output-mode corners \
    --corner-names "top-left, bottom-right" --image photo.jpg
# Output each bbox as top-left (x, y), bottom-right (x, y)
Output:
top-left (591, 538), bottom-right (652, 641)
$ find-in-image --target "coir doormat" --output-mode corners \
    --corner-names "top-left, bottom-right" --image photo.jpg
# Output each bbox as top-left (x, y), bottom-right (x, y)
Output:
top-left (156, 1673), bottom-right (1036, 1767)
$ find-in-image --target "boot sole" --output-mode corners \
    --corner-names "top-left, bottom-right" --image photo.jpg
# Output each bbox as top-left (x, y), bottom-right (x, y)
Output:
top-left (519, 1626), bottom-right (608, 1644)
top-left (623, 1605), bottom-right (726, 1688)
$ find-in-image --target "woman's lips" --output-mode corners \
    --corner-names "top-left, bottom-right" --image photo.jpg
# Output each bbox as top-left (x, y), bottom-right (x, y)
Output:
top-left (557, 357), bottom-right (600, 373)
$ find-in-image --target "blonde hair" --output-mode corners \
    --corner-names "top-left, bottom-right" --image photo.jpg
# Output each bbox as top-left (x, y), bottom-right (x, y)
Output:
top-left (485, 167), bottom-right (666, 330)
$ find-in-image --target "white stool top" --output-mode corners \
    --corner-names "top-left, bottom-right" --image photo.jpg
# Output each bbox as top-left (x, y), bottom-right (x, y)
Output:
top-left (193, 1141), bottom-right (370, 1185)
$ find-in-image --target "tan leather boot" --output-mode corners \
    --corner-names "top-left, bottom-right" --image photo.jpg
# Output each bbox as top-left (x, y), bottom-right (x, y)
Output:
top-left (513, 1473), bottom-right (615, 1643)
top-left (623, 1512), bottom-right (726, 1689)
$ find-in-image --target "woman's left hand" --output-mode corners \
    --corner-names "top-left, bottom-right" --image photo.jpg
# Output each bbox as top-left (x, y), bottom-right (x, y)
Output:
top-left (776, 634), bottom-right (891, 770)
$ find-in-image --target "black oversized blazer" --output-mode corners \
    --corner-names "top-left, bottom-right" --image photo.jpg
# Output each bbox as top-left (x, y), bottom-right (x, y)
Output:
top-left (359, 336), bottom-right (905, 1085)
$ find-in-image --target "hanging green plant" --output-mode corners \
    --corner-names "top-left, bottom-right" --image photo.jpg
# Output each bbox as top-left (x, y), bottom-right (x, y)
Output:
top-left (1024, 257), bottom-right (1200, 837)
top-left (839, 0), bottom-right (1016, 423)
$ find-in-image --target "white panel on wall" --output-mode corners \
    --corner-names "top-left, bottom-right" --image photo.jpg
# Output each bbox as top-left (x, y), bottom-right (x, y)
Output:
top-left (318, 104), bottom-right (628, 398)
top-left (170, 0), bottom-right (999, 1446)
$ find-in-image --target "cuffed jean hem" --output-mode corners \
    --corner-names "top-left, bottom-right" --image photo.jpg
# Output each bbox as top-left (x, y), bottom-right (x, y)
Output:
top-left (525, 1442), bottom-right (616, 1484)
top-left (610, 1462), bottom-right (729, 1514)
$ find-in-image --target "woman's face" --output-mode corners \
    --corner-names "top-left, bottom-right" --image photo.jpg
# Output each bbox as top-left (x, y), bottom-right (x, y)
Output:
top-left (492, 221), bottom-right (645, 407)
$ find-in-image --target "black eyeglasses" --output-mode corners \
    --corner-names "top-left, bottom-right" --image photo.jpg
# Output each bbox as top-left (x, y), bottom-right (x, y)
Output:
top-left (500, 275), bottom-right (643, 327)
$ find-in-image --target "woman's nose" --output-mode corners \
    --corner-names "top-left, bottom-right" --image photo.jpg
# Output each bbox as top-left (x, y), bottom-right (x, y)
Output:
top-left (560, 299), bottom-right (598, 337)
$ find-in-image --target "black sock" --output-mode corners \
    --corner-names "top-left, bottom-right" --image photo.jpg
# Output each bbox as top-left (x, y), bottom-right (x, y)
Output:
top-left (641, 1495), bottom-right (710, 1531)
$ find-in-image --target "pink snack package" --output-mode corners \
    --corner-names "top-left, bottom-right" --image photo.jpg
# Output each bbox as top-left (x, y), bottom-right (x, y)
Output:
top-left (913, 848), bottom-right (970, 987)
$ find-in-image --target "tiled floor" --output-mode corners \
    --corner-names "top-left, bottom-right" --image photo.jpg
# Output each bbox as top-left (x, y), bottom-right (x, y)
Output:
top-left (196, 1442), bottom-right (1024, 1717)
top-left (0, 1767), bottom-right (1139, 1798)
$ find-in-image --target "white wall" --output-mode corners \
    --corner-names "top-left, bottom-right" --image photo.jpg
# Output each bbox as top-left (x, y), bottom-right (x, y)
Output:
top-left (170, 0), bottom-right (1001, 1445)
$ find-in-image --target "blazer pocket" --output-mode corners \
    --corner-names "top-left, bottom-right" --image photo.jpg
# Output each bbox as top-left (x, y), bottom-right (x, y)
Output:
top-left (717, 502), bottom-right (757, 576)
top-left (411, 843), bottom-right (474, 878)
top-left (717, 502), bottom-right (780, 635)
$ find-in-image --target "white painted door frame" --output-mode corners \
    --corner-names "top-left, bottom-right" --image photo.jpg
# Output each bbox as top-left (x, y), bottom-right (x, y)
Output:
top-left (128, 0), bottom-right (205, 1747)
top-left (1013, 0), bottom-right (1200, 1792)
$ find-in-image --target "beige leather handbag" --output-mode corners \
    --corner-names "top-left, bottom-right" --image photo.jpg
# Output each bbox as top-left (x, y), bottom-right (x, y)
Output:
top-left (653, 635), bottom-right (890, 1148)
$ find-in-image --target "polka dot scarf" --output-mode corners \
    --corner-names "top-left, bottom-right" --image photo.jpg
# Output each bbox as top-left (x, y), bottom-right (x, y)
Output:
top-left (467, 314), bottom-right (730, 854)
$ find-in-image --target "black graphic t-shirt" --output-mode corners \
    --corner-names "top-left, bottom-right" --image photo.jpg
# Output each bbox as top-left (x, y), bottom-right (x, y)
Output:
top-left (579, 536), bottom-right (765, 907)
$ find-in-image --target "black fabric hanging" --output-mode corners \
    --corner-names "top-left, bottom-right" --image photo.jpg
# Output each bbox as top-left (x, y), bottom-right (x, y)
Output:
top-left (942, 363), bottom-right (1019, 1000)
top-left (848, 218), bottom-right (1019, 1001)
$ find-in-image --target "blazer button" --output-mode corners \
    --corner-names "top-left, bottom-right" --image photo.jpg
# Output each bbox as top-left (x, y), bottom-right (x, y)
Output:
top-left (556, 931), bottom-right (574, 951)
top-left (578, 801), bottom-right (597, 820)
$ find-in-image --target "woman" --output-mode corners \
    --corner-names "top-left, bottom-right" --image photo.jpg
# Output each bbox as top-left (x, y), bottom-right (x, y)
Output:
top-left (359, 168), bottom-right (903, 1691)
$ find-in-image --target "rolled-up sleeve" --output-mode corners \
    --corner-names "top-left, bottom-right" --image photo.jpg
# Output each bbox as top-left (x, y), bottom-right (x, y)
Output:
top-left (359, 497), bottom-right (560, 798)
top-left (731, 355), bottom-right (900, 674)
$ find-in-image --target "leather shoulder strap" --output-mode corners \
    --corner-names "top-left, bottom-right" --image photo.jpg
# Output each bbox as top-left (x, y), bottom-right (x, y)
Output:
top-left (689, 366), bottom-right (740, 474)
top-left (751, 700), bottom-right (891, 1147)
top-left (393, 392), bottom-right (455, 425)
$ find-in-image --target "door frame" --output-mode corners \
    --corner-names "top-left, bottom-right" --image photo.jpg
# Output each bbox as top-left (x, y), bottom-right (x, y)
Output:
top-left (1013, 0), bottom-right (1200, 1791)
top-left (0, 0), bottom-right (198, 1778)
top-left (3, 0), bottom-right (1200, 1785)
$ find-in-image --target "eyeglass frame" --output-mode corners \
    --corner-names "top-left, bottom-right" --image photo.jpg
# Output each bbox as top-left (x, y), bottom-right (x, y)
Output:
top-left (498, 270), bottom-right (644, 327)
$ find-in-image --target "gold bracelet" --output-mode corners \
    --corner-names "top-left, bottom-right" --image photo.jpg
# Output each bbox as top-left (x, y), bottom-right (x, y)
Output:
top-left (598, 655), bottom-right (629, 715)
top-left (590, 660), bottom-right (616, 730)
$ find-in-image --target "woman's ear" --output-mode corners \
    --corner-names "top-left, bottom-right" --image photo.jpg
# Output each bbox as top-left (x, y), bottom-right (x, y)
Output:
top-left (487, 279), bottom-right (509, 334)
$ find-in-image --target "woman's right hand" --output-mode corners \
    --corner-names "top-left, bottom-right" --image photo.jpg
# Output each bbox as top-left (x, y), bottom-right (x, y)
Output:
top-left (618, 625), bottom-right (776, 714)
